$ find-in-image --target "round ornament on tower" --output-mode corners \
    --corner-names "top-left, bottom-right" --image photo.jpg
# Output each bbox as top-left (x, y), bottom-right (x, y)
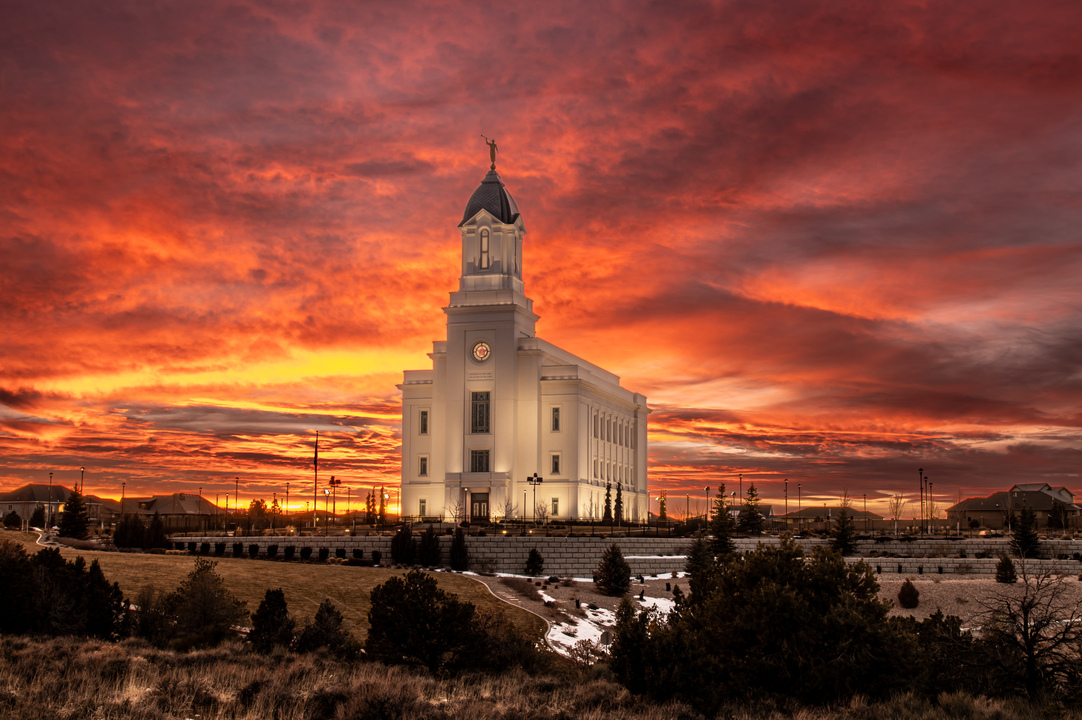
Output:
top-left (471, 341), bottom-right (491, 363)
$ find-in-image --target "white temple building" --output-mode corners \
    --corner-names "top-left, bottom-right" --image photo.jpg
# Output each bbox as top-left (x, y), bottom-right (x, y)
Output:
top-left (399, 158), bottom-right (648, 524)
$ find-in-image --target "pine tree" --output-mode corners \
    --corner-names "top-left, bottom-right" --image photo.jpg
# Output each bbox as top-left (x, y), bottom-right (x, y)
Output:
top-left (418, 526), bottom-right (442, 567)
top-left (58, 487), bottom-right (89, 539)
top-left (603, 482), bottom-right (613, 523)
top-left (658, 493), bottom-right (667, 522)
top-left (614, 483), bottom-right (624, 524)
top-left (996, 554), bottom-right (1018, 583)
top-left (1011, 504), bottom-right (1040, 558)
top-left (295, 599), bottom-right (359, 658)
top-left (450, 528), bottom-right (469, 571)
top-left (391, 525), bottom-right (416, 565)
top-left (249, 588), bottom-right (296, 653)
top-left (709, 484), bottom-right (736, 555)
top-left (831, 506), bottom-right (856, 555)
top-left (3, 511), bottom-right (21, 529)
top-left (146, 511), bottom-right (168, 549)
top-left (29, 505), bottom-right (45, 528)
top-left (378, 487), bottom-right (387, 527)
top-left (736, 484), bottom-right (764, 535)
top-left (525, 548), bottom-right (544, 576)
top-left (684, 534), bottom-right (717, 606)
top-left (594, 543), bottom-right (631, 596)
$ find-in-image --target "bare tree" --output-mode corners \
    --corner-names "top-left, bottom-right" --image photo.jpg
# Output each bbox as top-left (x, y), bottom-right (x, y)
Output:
top-left (447, 497), bottom-right (465, 525)
top-left (495, 496), bottom-right (518, 524)
top-left (582, 493), bottom-right (599, 522)
top-left (534, 500), bottom-right (550, 526)
top-left (977, 563), bottom-right (1082, 701)
top-left (631, 497), bottom-right (641, 524)
top-left (1001, 492), bottom-right (1016, 533)
top-left (887, 495), bottom-right (907, 536)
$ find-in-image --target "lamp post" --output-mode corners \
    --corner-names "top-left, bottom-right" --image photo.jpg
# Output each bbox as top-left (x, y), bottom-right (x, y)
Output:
top-left (285, 482), bottom-right (290, 522)
top-left (121, 482), bottom-right (125, 520)
top-left (929, 481), bottom-right (934, 533)
top-left (705, 486), bottom-right (710, 523)
top-left (686, 493), bottom-right (690, 523)
top-left (329, 476), bottom-right (341, 528)
top-left (80, 466), bottom-right (85, 494)
top-left (864, 493), bottom-right (868, 532)
top-left (784, 479), bottom-right (788, 533)
top-left (527, 473), bottom-right (544, 526)
top-left (346, 486), bottom-right (351, 529)
top-left (235, 477), bottom-right (239, 516)
top-left (798, 483), bottom-right (802, 533)
top-left (918, 467), bottom-right (925, 534)
top-left (48, 471), bottom-right (53, 528)
top-left (323, 489), bottom-right (331, 537)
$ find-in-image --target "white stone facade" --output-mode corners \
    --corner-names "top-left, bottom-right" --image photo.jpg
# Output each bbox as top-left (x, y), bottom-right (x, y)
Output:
top-left (399, 168), bottom-right (648, 523)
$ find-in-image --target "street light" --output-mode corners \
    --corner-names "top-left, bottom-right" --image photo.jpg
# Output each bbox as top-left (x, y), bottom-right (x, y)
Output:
top-left (705, 486), bottom-right (710, 522)
top-left (329, 476), bottom-right (341, 527)
top-left (285, 482), bottom-right (290, 521)
top-left (323, 489), bottom-right (331, 537)
top-left (918, 467), bottom-right (925, 534)
top-left (784, 479), bottom-right (788, 532)
top-left (798, 483), bottom-right (802, 533)
top-left (527, 473), bottom-right (544, 526)
top-left (80, 466), bottom-right (85, 494)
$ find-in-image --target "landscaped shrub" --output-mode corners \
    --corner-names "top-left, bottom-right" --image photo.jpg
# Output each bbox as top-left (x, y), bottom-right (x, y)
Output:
top-left (594, 544), bottom-right (631, 596)
top-left (335, 548), bottom-right (345, 559)
top-left (249, 588), bottom-right (295, 654)
top-left (215, 543), bottom-right (226, 556)
top-left (419, 527), bottom-right (441, 567)
top-left (525, 548), bottom-right (544, 576)
top-left (898, 579), bottom-right (920, 608)
top-left (299, 547), bottom-right (312, 561)
top-left (318, 548), bottom-right (329, 562)
top-left (450, 529), bottom-right (469, 571)
top-left (352, 548), bottom-right (364, 560)
top-left (266, 544), bottom-right (278, 559)
top-left (996, 554), bottom-right (1017, 584)
top-left (188, 542), bottom-right (197, 552)
top-left (284, 546), bottom-right (295, 560)
top-left (248, 544), bottom-right (260, 558)
top-left (233, 543), bottom-right (244, 556)
top-left (366, 570), bottom-right (480, 672)
top-left (371, 550), bottom-right (382, 566)
top-left (294, 599), bottom-right (359, 659)
top-left (200, 543), bottom-right (210, 555)
top-left (391, 525), bottom-right (417, 565)
top-left (3, 511), bottom-right (21, 528)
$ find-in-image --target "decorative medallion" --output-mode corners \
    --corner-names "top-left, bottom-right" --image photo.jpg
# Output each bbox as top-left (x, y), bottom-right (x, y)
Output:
top-left (472, 341), bottom-right (491, 363)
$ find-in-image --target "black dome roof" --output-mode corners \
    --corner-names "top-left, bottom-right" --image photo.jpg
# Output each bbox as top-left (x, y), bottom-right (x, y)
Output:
top-left (460, 169), bottom-right (521, 226)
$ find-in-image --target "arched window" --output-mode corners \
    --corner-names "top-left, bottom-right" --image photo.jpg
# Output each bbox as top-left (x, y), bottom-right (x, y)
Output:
top-left (480, 228), bottom-right (490, 270)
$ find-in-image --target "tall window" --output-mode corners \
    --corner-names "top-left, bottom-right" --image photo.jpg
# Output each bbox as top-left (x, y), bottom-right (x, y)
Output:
top-left (418, 456), bottom-right (428, 477)
top-left (419, 410), bottom-right (428, 435)
top-left (551, 498), bottom-right (559, 517)
top-left (593, 414), bottom-right (598, 438)
top-left (552, 406), bottom-right (560, 432)
top-left (480, 229), bottom-right (490, 270)
top-left (471, 391), bottom-right (490, 433)
top-left (418, 499), bottom-right (426, 517)
top-left (470, 449), bottom-right (490, 473)
top-left (551, 454), bottom-right (561, 475)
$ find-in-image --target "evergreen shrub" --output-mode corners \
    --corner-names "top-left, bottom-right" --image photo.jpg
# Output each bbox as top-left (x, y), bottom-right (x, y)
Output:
top-left (996, 555), bottom-right (1017, 584)
top-left (898, 579), bottom-right (920, 608)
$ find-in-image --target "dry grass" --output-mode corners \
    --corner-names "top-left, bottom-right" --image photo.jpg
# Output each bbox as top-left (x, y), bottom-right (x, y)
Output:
top-left (1, 636), bottom-right (1077, 720)
top-left (3, 530), bottom-right (544, 641)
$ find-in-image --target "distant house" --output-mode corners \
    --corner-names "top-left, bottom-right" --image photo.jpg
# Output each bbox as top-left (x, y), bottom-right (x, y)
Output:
top-left (122, 492), bottom-right (223, 532)
top-left (780, 506), bottom-right (882, 527)
top-left (0, 483), bottom-right (124, 527)
top-left (946, 484), bottom-right (1079, 530)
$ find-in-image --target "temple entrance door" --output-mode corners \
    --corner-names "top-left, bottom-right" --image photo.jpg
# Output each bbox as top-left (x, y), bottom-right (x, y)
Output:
top-left (471, 493), bottom-right (490, 523)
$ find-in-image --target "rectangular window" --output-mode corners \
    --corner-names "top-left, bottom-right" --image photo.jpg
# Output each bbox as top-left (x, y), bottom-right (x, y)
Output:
top-left (419, 499), bottom-right (427, 517)
top-left (551, 498), bottom-right (559, 516)
top-left (471, 391), bottom-right (490, 433)
top-left (593, 414), bottom-right (598, 438)
top-left (551, 454), bottom-right (561, 475)
top-left (552, 406), bottom-right (560, 432)
top-left (593, 459), bottom-right (598, 478)
top-left (418, 456), bottom-right (428, 477)
top-left (480, 229), bottom-right (490, 269)
top-left (419, 410), bottom-right (428, 435)
top-left (470, 449), bottom-right (490, 473)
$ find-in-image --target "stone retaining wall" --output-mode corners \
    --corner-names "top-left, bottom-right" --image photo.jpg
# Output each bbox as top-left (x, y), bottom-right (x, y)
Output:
top-left (174, 534), bottom-right (1082, 579)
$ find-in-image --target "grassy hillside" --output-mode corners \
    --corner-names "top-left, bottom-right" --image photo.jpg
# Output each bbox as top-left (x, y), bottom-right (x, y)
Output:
top-left (3, 531), bottom-right (544, 641)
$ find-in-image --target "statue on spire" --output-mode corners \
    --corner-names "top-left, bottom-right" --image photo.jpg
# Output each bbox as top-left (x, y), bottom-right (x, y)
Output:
top-left (481, 135), bottom-right (498, 169)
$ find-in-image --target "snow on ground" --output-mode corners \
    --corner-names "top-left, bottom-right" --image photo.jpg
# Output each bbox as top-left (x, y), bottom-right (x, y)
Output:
top-left (546, 603), bottom-right (617, 656)
top-left (638, 595), bottom-right (675, 614)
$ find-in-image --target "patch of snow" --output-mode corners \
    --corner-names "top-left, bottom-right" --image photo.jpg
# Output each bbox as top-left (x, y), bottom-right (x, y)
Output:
top-left (625, 555), bottom-right (688, 560)
top-left (546, 604), bottom-right (617, 657)
top-left (639, 595), bottom-right (675, 614)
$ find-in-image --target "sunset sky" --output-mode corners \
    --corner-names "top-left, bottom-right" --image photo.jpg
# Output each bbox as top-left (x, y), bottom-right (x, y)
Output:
top-left (2, 0), bottom-right (1080, 517)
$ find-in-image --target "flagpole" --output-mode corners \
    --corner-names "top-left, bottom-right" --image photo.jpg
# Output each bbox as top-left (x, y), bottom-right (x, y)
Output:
top-left (313, 430), bottom-right (319, 532)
